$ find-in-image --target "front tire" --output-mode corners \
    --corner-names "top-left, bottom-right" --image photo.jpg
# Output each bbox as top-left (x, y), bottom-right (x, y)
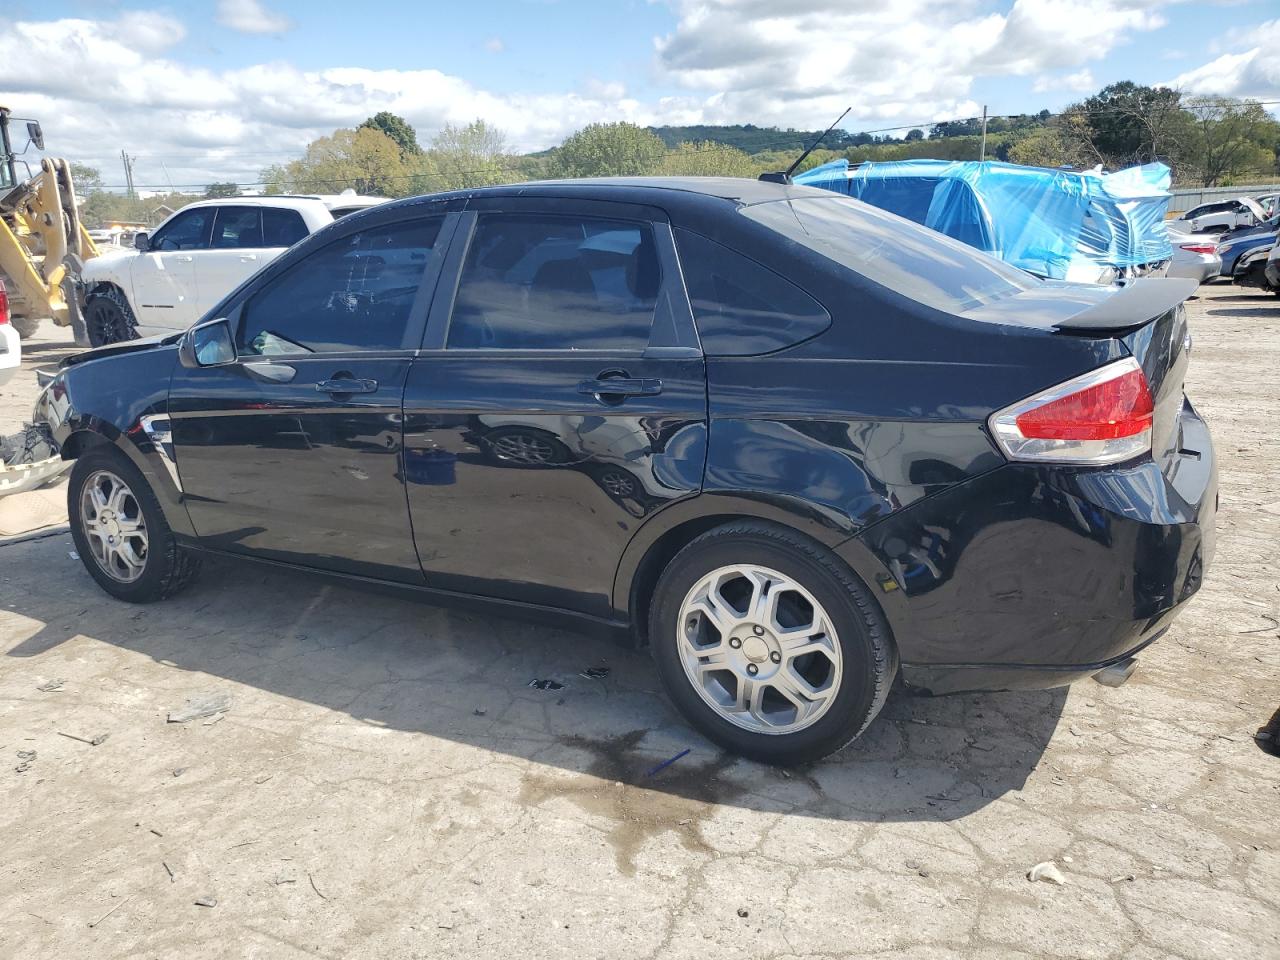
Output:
top-left (649, 521), bottom-right (896, 765)
top-left (68, 448), bottom-right (201, 602)
top-left (85, 287), bottom-right (140, 347)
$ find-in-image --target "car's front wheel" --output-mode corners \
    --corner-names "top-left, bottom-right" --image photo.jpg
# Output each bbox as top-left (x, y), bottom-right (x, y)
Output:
top-left (649, 521), bottom-right (896, 765)
top-left (68, 448), bottom-right (201, 602)
top-left (85, 287), bottom-right (140, 347)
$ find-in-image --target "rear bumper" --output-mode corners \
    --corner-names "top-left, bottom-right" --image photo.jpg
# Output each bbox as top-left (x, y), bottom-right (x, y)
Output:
top-left (1167, 253), bottom-right (1220, 284)
top-left (842, 397), bottom-right (1216, 692)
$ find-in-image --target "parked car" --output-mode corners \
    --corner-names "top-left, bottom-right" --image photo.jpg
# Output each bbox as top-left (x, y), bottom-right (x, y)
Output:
top-left (0, 278), bottom-right (19, 386)
top-left (76, 194), bottom-right (388, 346)
top-left (1215, 216), bottom-right (1279, 277)
top-left (34, 178), bottom-right (1216, 764)
top-left (1233, 240), bottom-right (1278, 294)
top-left (1256, 194), bottom-right (1279, 219)
top-left (1165, 224), bottom-right (1222, 284)
top-left (1265, 242), bottom-right (1280, 294)
top-left (1173, 196), bottom-right (1266, 235)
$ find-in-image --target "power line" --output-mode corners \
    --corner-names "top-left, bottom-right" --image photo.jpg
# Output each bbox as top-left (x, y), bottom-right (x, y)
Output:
top-left (90, 97), bottom-right (1280, 191)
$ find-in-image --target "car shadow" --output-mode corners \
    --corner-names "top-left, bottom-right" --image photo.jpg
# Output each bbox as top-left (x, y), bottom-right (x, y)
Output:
top-left (1206, 306), bottom-right (1279, 318)
top-left (5, 536), bottom-right (1067, 827)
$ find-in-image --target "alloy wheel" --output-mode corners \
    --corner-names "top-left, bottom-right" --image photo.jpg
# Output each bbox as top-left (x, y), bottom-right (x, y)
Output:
top-left (676, 564), bottom-right (843, 735)
top-left (79, 469), bottom-right (150, 583)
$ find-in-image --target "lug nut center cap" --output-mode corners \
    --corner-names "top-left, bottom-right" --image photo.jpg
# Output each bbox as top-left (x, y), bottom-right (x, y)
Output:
top-left (742, 635), bottom-right (771, 663)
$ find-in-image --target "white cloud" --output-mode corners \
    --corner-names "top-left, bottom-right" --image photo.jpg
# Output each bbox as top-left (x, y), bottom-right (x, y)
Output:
top-left (1165, 19), bottom-right (1280, 101)
top-left (0, 3), bottom-right (1190, 188)
top-left (1032, 68), bottom-right (1095, 93)
top-left (216, 0), bottom-right (292, 35)
top-left (484, 37), bottom-right (505, 54)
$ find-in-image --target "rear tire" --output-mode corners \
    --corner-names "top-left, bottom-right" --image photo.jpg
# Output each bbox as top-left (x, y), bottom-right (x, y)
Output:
top-left (11, 316), bottom-right (40, 340)
top-left (648, 521), bottom-right (896, 765)
top-left (85, 287), bottom-right (139, 347)
top-left (68, 447), bottom-right (201, 602)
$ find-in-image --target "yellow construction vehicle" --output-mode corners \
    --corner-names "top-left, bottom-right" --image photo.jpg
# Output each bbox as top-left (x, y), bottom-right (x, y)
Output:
top-left (0, 106), bottom-right (98, 343)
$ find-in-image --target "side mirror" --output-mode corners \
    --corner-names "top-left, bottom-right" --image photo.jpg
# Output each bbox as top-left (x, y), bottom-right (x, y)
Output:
top-left (26, 121), bottom-right (44, 151)
top-left (180, 318), bottom-right (236, 368)
top-left (134, 232), bottom-right (150, 252)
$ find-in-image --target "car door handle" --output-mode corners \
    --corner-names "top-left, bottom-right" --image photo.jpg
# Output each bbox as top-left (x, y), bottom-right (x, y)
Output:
top-left (239, 254), bottom-right (257, 262)
top-left (174, 256), bottom-right (194, 262)
top-left (316, 377), bottom-right (378, 395)
top-left (578, 377), bottom-right (663, 401)
top-left (243, 361), bottom-right (296, 383)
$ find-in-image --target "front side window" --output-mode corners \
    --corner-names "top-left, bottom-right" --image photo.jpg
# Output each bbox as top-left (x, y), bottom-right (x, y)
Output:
top-left (676, 229), bottom-right (829, 356)
top-left (446, 214), bottom-right (660, 351)
top-left (744, 196), bottom-right (1038, 313)
top-left (211, 207), bottom-right (264, 249)
top-left (151, 208), bottom-right (213, 251)
top-left (238, 217), bottom-right (441, 355)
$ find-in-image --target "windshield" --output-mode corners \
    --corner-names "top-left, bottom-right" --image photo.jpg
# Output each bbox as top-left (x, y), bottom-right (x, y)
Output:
top-left (744, 195), bottom-right (1040, 313)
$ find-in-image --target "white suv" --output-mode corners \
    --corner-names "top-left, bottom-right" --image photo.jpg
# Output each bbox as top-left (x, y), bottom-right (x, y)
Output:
top-left (1173, 196), bottom-right (1265, 235)
top-left (77, 194), bottom-right (387, 345)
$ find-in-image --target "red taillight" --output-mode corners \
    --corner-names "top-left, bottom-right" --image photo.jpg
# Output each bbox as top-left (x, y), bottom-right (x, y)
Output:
top-left (1014, 367), bottom-right (1153, 441)
top-left (0, 279), bottom-right (9, 326)
top-left (989, 359), bottom-right (1155, 465)
top-left (1179, 243), bottom-right (1216, 255)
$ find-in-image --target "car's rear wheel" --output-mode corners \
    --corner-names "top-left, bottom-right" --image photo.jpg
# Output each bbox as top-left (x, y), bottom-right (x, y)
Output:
top-left (649, 521), bottom-right (896, 765)
top-left (68, 448), bottom-right (201, 602)
top-left (85, 287), bottom-right (139, 347)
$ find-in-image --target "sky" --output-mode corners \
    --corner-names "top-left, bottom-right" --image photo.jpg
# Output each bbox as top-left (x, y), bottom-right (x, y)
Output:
top-left (1, 0), bottom-right (1277, 191)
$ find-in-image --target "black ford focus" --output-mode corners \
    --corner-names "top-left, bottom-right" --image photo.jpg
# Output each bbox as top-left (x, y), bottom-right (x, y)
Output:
top-left (35, 178), bottom-right (1215, 764)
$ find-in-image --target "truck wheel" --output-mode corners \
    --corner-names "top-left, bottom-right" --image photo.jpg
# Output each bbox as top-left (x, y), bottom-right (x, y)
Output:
top-left (85, 287), bottom-right (140, 347)
top-left (648, 521), bottom-right (897, 765)
top-left (11, 316), bottom-right (40, 340)
top-left (68, 447), bottom-right (201, 602)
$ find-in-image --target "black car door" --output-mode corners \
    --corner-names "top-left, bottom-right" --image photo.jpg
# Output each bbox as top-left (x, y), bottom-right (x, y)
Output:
top-left (168, 210), bottom-right (458, 583)
top-left (402, 198), bottom-right (708, 618)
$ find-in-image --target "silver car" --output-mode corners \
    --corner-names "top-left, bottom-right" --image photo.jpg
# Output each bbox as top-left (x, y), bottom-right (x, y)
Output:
top-left (1166, 224), bottom-right (1222, 284)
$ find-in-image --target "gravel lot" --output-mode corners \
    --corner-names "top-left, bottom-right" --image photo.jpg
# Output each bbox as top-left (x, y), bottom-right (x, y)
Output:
top-left (2, 281), bottom-right (1277, 959)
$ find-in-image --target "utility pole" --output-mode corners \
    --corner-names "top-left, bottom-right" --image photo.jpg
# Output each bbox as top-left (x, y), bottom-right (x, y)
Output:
top-left (979, 105), bottom-right (988, 162)
top-left (120, 150), bottom-right (135, 198)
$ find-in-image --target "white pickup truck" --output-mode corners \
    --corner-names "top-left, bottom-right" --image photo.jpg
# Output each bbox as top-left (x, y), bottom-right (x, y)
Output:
top-left (78, 193), bottom-right (387, 345)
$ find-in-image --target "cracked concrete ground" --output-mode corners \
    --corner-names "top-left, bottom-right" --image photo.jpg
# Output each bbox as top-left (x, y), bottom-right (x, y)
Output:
top-left (1, 281), bottom-right (1278, 960)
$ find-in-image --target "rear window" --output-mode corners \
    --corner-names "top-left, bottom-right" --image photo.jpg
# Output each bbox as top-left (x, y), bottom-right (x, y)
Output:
top-left (743, 195), bottom-right (1037, 313)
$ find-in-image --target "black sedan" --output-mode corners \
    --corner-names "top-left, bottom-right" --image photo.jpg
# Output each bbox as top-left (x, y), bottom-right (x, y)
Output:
top-left (34, 178), bottom-right (1216, 764)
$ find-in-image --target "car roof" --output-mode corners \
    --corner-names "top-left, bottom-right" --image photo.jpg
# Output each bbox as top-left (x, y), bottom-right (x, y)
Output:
top-left (374, 176), bottom-right (839, 216)
top-left (181, 196), bottom-right (330, 212)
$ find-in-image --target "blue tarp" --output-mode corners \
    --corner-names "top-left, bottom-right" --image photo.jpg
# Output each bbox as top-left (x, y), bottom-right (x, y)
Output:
top-left (793, 158), bottom-right (1173, 281)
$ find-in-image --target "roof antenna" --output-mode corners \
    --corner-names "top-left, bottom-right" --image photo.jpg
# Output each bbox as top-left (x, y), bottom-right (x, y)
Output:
top-left (759, 107), bottom-right (851, 184)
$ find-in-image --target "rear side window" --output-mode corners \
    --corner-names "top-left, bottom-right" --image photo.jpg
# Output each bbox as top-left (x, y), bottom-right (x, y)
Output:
top-left (744, 196), bottom-right (1037, 313)
top-left (211, 207), bottom-right (264, 249)
top-left (262, 208), bottom-right (309, 247)
top-left (675, 229), bottom-right (829, 356)
top-left (239, 217), bottom-right (441, 355)
top-left (447, 214), bottom-right (660, 351)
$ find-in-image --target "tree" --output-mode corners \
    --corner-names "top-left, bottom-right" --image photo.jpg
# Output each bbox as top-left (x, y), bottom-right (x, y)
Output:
top-left (658, 141), bottom-right (758, 177)
top-left (423, 120), bottom-right (512, 190)
top-left (549, 122), bottom-right (667, 178)
top-left (904, 128), bottom-right (925, 142)
top-left (1007, 121), bottom-right (1095, 169)
top-left (204, 181), bottom-right (240, 198)
top-left (1068, 82), bottom-right (1191, 168)
top-left (360, 111), bottom-right (421, 157)
top-left (259, 127), bottom-right (412, 197)
top-left (69, 162), bottom-right (103, 193)
top-left (1182, 97), bottom-right (1279, 186)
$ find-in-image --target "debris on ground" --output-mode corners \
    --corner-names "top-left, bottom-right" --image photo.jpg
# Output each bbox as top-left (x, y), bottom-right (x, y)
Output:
top-left (67, 551), bottom-right (79, 561)
top-left (1237, 614), bottom-right (1279, 635)
top-left (579, 666), bottom-right (611, 680)
top-left (736, 907), bottom-right (750, 918)
top-left (645, 748), bottom-right (691, 777)
top-left (15, 749), bottom-right (36, 773)
top-left (473, 707), bottom-right (486, 716)
top-left (527, 679), bottom-right (564, 691)
top-left (308, 872), bottom-right (329, 901)
top-left (87, 897), bottom-right (130, 928)
top-left (1028, 861), bottom-right (1068, 885)
top-left (168, 694), bottom-right (232, 723)
top-left (57, 731), bottom-right (109, 746)
top-left (194, 897), bottom-right (217, 908)
top-left (36, 679), bottom-right (65, 692)
top-left (162, 862), bottom-right (175, 883)
top-left (1256, 706), bottom-right (1280, 758)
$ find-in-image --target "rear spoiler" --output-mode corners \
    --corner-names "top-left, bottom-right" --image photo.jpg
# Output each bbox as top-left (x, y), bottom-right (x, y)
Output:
top-left (1053, 277), bottom-right (1198, 332)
